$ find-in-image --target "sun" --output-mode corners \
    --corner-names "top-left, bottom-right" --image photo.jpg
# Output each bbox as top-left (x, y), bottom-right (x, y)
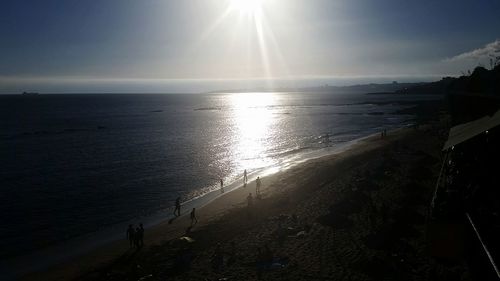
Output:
top-left (229, 0), bottom-right (263, 15)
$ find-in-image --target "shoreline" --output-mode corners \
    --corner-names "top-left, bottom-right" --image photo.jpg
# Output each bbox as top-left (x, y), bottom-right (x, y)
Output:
top-left (17, 124), bottom-right (435, 281)
top-left (6, 130), bottom-right (385, 280)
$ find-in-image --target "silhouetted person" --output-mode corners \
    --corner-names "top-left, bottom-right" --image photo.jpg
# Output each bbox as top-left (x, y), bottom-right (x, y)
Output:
top-left (174, 197), bottom-right (181, 217)
top-left (126, 224), bottom-right (135, 248)
top-left (256, 176), bottom-right (262, 197)
top-left (247, 193), bottom-right (254, 208)
top-left (190, 208), bottom-right (198, 226)
top-left (134, 226), bottom-right (141, 248)
top-left (220, 178), bottom-right (224, 193)
top-left (138, 223), bottom-right (144, 247)
top-left (243, 169), bottom-right (248, 187)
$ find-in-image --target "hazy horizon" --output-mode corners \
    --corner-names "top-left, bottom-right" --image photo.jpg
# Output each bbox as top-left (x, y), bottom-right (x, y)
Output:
top-left (1, 0), bottom-right (499, 93)
top-left (2, 75), bottom-right (443, 94)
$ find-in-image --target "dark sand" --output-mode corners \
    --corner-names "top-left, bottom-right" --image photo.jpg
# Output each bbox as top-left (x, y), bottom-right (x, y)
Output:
top-left (23, 116), bottom-right (467, 281)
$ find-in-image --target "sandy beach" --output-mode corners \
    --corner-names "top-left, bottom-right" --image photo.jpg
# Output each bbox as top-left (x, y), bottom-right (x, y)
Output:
top-left (4, 0), bottom-right (499, 279)
top-left (21, 117), bottom-right (457, 281)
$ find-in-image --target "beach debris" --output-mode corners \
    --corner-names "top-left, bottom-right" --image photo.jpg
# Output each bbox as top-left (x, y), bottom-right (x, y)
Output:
top-left (267, 257), bottom-right (290, 270)
top-left (295, 230), bottom-right (307, 238)
top-left (137, 274), bottom-right (153, 281)
top-left (179, 236), bottom-right (195, 243)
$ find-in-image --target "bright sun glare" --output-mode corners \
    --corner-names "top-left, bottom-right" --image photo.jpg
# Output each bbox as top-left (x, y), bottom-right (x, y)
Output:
top-left (197, 0), bottom-right (286, 85)
top-left (230, 92), bottom-right (276, 170)
top-left (229, 0), bottom-right (263, 15)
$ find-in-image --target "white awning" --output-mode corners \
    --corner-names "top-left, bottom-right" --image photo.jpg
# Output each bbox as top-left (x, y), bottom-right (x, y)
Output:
top-left (443, 109), bottom-right (500, 151)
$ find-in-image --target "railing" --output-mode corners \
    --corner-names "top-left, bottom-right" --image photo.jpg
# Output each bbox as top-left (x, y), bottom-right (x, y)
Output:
top-left (429, 151), bottom-right (450, 218)
top-left (466, 212), bottom-right (500, 280)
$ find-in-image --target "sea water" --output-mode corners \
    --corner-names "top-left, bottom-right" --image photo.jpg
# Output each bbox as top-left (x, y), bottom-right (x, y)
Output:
top-left (0, 92), bottom-right (437, 273)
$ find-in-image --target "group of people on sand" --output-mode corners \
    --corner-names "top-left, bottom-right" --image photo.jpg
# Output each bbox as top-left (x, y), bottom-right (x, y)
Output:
top-left (380, 129), bottom-right (388, 138)
top-left (175, 170), bottom-right (263, 221)
top-left (174, 196), bottom-right (181, 216)
top-left (243, 169), bottom-right (262, 195)
top-left (126, 223), bottom-right (144, 248)
top-left (174, 196), bottom-right (198, 226)
top-left (127, 170), bottom-right (263, 247)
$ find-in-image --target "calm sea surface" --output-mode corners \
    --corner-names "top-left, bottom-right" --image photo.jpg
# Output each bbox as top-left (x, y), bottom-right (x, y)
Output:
top-left (0, 92), bottom-right (435, 261)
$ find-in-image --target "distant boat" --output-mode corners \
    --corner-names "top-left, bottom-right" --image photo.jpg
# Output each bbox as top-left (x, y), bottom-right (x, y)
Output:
top-left (21, 92), bottom-right (40, 96)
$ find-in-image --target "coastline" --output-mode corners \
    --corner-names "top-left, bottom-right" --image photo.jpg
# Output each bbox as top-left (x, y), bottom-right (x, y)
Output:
top-left (18, 121), bottom-right (448, 281)
top-left (1, 92), bottom-right (441, 277)
top-left (9, 131), bottom-right (380, 280)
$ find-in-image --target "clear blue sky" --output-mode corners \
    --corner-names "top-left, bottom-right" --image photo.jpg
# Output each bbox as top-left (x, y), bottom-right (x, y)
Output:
top-left (1, 0), bottom-right (499, 93)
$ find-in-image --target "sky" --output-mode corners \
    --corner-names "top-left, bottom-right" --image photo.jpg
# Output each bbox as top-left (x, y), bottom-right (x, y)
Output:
top-left (1, 0), bottom-right (499, 93)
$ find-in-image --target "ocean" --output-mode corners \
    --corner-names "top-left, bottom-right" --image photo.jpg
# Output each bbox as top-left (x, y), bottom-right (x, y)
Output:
top-left (0, 92), bottom-right (437, 270)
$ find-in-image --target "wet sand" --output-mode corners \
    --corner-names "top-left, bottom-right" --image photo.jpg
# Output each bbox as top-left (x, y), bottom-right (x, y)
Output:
top-left (22, 119), bottom-right (455, 281)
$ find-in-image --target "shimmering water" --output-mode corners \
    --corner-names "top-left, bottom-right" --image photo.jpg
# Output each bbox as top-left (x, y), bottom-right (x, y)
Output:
top-left (0, 92), bottom-right (434, 261)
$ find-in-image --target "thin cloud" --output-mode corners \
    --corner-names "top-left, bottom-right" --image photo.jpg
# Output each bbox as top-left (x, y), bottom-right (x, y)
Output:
top-left (446, 39), bottom-right (500, 62)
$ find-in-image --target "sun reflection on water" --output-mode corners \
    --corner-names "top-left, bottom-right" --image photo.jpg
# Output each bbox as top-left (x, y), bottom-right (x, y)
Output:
top-left (230, 92), bottom-right (277, 170)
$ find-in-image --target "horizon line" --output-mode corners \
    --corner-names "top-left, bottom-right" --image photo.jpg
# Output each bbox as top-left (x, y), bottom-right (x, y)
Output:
top-left (1, 80), bottom-right (441, 95)
top-left (0, 73), bottom-right (456, 83)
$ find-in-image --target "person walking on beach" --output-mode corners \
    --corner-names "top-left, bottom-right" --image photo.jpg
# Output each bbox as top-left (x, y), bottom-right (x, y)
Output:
top-left (138, 223), bottom-right (144, 247)
top-left (126, 224), bottom-right (135, 248)
top-left (174, 197), bottom-right (181, 217)
top-left (190, 208), bottom-right (198, 226)
top-left (256, 176), bottom-right (262, 198)
top-left (220, 178), bottom-right (224, 193)
top-left (243, 169), bottom-right (248, 187)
